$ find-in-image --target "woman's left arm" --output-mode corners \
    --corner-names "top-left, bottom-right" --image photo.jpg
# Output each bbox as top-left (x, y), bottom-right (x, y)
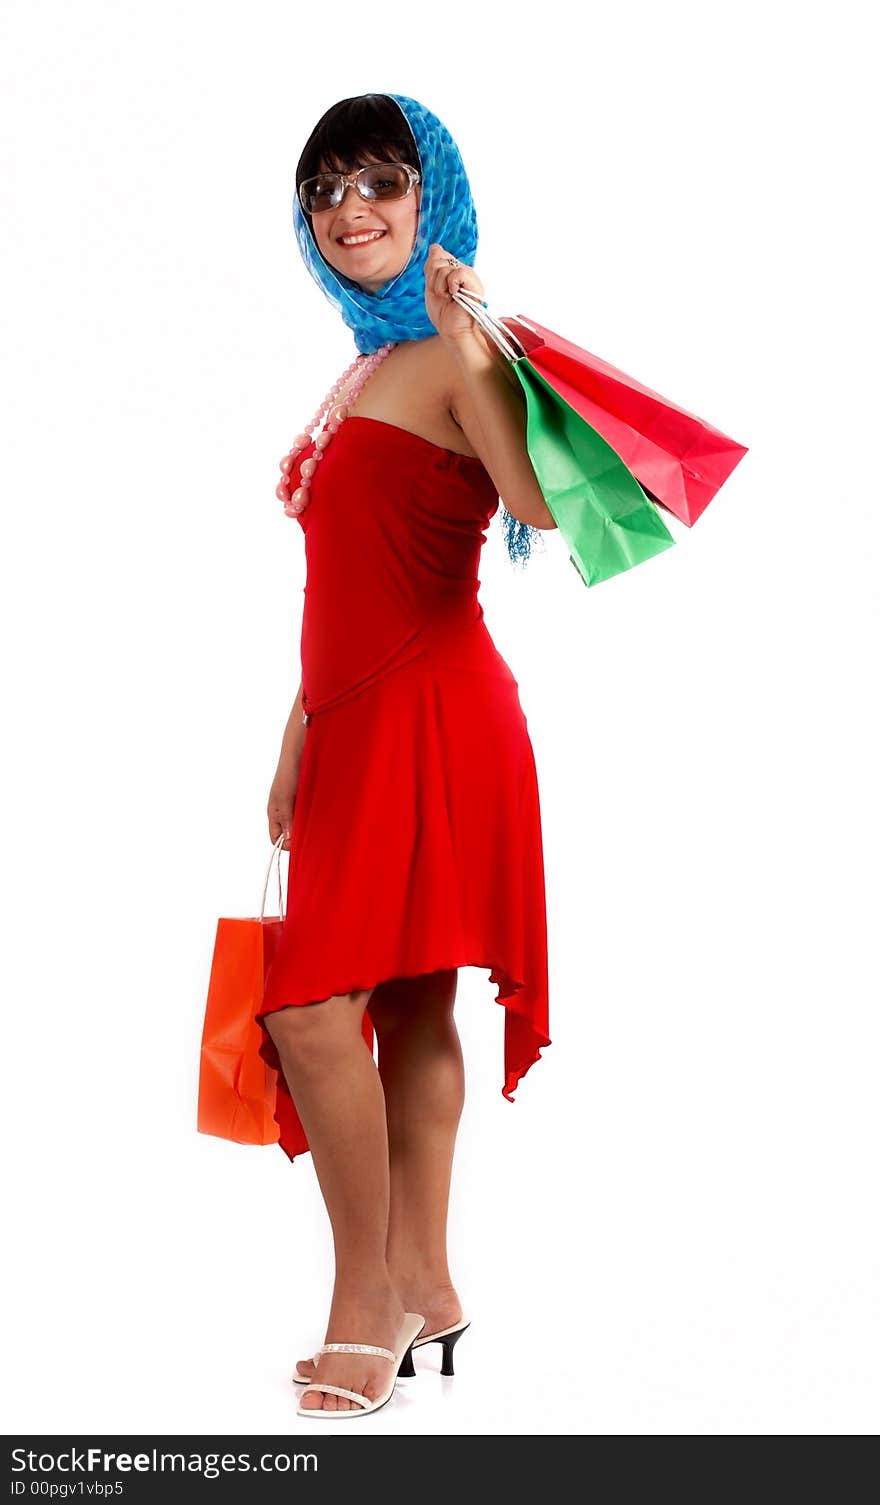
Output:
top-left (425, 242), bottom-right (557, 531)
top-left (450, 330), bottom-right (557, 530)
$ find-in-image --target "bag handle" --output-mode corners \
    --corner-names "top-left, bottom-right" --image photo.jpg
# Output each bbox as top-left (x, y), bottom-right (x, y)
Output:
top-left (450, 287), bottom-right (529, 363)
top-left (260, 831), bottom-right (287, 921)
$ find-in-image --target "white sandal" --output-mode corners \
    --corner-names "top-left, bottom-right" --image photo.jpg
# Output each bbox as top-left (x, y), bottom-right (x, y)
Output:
top-left (293, 1315), bottom-right (470, 1384)
top-left (296, 1312), bottom-right (425, 1419)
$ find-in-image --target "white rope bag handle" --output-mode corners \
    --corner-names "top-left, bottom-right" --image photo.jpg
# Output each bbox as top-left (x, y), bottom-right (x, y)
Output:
top-left (450, 287), bottom-right (535, 364)
top-left (260, 831), bottom-right (287, 922)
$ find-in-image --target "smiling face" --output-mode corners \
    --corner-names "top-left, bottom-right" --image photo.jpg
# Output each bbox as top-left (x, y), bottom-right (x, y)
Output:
top-left (307, 148), bottom-right (422, 294)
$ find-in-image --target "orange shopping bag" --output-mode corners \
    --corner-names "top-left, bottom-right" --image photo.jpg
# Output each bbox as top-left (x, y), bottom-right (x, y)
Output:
top-left (198, 833), bottom-right (377, 1157)
top-left (196, 834), bottom-right (289, 1146)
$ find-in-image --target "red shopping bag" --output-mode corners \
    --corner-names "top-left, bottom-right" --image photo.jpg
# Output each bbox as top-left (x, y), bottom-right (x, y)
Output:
top-left (198, 836), bottom-right (376, 1154)
top-left (197, 920), bottom-right (284, 1146)
top-left (501, 313), bottom-right (748, 526)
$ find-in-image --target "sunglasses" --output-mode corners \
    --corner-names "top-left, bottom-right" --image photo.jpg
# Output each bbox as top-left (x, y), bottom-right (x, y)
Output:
top-left (298, 161), bottom-right (421, 216)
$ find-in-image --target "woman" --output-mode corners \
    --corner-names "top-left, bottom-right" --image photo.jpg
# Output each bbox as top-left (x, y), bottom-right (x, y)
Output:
top-left (256, 92), bottom-right (555, 1417)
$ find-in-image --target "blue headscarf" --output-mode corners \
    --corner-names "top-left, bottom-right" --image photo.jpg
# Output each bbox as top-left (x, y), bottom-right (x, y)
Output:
top-left (292, 92), bottom-right (537, 565)
top-left (293, 93), bottom-right (479, 356)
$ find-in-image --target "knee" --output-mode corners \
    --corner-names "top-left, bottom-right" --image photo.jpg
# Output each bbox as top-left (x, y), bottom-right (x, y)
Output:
top-left (264, 991), bottom-right (371, 1068)
top-left (369, 969), bottom-right (458, 1038)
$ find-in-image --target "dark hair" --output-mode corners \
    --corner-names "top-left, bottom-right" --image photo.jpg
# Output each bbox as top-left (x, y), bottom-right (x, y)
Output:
top-left (296, 94), bottom-right (421, 196)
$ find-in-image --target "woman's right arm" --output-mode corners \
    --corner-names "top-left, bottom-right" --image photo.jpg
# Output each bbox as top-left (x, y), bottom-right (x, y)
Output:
top-left (267, 679), bottom-right (308, 849)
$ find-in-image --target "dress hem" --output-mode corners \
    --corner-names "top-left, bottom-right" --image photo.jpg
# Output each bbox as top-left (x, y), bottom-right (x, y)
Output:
top-left (256, 956), bottom-right (551, 1163)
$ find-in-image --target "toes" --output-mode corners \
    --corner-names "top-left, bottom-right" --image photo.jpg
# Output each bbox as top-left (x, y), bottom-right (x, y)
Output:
top-left (299, 1373), bottom-right (374, 1412)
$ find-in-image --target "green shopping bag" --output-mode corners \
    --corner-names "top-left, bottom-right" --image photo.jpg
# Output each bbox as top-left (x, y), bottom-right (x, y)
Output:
top-left (453, 290), bottom-right (675, 587)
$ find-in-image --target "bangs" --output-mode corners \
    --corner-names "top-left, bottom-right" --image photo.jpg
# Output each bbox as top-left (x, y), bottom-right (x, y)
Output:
top-left (296, 94), bottom-right (421, 189)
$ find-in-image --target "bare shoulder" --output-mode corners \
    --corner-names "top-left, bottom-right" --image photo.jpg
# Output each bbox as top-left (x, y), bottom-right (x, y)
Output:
top-left (344, 334), bottom-right (479, 458)
top-left (396, 334), bottom-right (462, 414)
top-left (421, 335), bottom-right (469, 414)
top-left (414, 336), bottom-right (480, 443)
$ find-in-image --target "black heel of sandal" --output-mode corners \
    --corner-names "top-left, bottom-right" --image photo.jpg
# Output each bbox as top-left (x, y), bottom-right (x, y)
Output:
top-left (349, 1319), bottom-right (470, 1381)
top-left (438, 1325), bottom-right (468, 1376)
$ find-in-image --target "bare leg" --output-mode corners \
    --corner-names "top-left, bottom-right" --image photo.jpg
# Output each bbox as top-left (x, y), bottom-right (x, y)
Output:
top-left (265, 990), bottom-right (405, 1413)
top-left (294, 969), bottom-right (465, 1384)
top-left (375, 969), bottom-right (466, 1323)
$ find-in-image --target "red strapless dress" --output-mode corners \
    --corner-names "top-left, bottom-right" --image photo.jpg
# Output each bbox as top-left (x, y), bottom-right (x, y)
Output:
top-left (257, 415), bottom-right (550, 1161)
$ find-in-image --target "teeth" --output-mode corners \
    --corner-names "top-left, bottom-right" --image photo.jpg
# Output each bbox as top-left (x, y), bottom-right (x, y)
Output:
top-left (340, 230), bottom-right (385, 246)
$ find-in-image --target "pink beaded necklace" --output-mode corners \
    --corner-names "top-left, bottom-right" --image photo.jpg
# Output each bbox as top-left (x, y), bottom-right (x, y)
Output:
top-left (276, 341), bottom-right (397, 517)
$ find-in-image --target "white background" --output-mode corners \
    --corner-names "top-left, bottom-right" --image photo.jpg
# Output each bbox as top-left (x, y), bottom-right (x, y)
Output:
top-left (2, 0), bottom-right (878, 1438)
